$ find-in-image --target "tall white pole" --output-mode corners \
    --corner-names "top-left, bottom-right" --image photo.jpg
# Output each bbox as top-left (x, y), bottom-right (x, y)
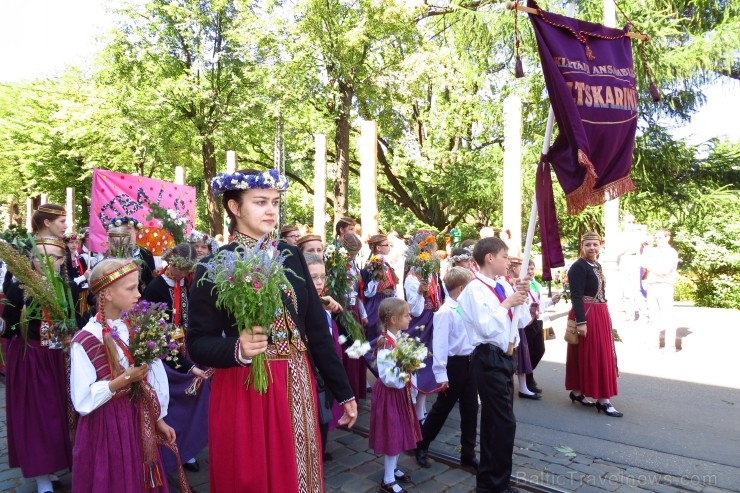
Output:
top-left (313, 135), bottom-right (327, 242)
top-left (359, 120), bottom-right (379, 237)
top-left (223, 151), bottom-right (237, 241)
top-left (175, 166), bottom-right (185, 185)
top-left (65, 188), bottom-right (75, 234)
top-left (26, 198), bottom-right (33, 232)
top-left (503, 95), bottom-right (523, 257)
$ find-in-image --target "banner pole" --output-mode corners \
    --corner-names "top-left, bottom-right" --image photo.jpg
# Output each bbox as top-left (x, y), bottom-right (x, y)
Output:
top-left (507, 106), bottom-right (555, 355)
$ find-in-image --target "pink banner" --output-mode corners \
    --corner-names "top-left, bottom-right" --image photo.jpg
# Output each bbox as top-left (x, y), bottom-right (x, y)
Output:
top-left (89, 169), bottom-right (196, 252)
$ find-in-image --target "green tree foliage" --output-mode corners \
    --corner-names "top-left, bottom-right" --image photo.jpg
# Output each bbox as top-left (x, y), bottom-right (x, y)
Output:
top-left (0, 0), bottom-right (738, 306)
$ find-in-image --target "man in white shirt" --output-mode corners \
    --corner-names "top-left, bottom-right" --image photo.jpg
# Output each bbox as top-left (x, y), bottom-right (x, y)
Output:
top-left (415, 267), bottom-right (478, 471)
top-left (457, 237), bottom-right (531, 493)
top-left (642, 229), bottom-right (680, 350)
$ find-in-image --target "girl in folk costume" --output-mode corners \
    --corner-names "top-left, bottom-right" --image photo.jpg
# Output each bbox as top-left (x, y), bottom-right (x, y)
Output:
top-left (186, 169), bottom-right (357, 493)
top-left (403, 230), bottom-right (444, 421)
top-left (369, 298), bottom-right (421, 493)
top-left (338, 233), bottom-right (369, 400)
top-left (2, 235), bottom-right (73, 493)
top-left (185, 230), bottom-right (218, 260)
top-left (362, 234), bottom-right (399, 342)
top-left (142, 243), bottom-right (211, 473)
top-left (69, 259), bottom-right (175, 493)
top-left (105, 217), bottom-right (156, 290)
top-left (507, 257), bottom-right (541, 400)
top-left (523, 259), bottom-right (560, 394)
top-left (65, 232), bottom-right (93, 324)
top-left (304, 252), bottom-right (346, 461)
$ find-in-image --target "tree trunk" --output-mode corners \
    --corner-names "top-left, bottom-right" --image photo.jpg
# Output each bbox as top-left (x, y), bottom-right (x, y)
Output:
top-left (333, 80), bottom-right (354, 224)
top-left (202, 138), bottom-right (223, 236)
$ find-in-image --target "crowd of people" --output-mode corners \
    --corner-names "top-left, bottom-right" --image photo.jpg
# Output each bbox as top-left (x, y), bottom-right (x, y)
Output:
top-left (0, 168), bottom-right (682, 493)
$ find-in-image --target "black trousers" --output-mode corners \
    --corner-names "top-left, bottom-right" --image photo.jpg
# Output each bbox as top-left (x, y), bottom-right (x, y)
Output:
top-left (524, 320), bottom-right (545, 371)
top-left (473, 344), bottom-right (516, 493)
top-left (418, 355), bottom-right (479, 460)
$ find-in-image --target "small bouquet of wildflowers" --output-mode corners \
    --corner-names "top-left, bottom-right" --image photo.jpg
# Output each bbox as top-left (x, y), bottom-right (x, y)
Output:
top-left (405, 231), bottom-right (440, 281)
top-left (383, 332), bottom-right (431, 383)
top-left (324, 244), bottom-right (367, 354)
top-left (365, 254), bottom-right (386, 282)
top-left (198, 239), bottom-right (293, 393)
top-left (123, 300), bottom-right (181, 399)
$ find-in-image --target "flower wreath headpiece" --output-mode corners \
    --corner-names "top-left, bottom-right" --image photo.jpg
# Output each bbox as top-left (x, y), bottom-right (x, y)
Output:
top-left (162, 249), bottom-right (197, 272)
top-left (185, 230), bottom-right (210, 244)
top-left (448, 252), bottom-right (472, 264)
top-left (107, 216), bottom-right (145, 233)
top-left (211, 169), bottom-right (289, 197)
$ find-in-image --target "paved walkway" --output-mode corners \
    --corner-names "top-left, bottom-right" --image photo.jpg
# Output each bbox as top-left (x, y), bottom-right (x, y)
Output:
top-left (2, 304), bottom-right (739, 493)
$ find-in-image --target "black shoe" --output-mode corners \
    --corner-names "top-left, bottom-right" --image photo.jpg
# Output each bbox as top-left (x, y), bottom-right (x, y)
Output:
top-left (394, 469), bottom-right (411, 482)
top-left (460, 456), bottom-right (479, 472)
top-left (183, 460), bottom-right (200, 472)
top-left (380, 481), bottom-right (407, 493)
top-left (525, 374), bottom-right (542, 394)
top-left (415, 446), bottom-right (430, 468)
top-left (596, 402), bottom-right (624, 417)
top-left (323, 452), bottom-right (333, 461)
top-left (569, 391), bottom-right (595, 407)
top-left (518, 391), bottom-right (542, 400)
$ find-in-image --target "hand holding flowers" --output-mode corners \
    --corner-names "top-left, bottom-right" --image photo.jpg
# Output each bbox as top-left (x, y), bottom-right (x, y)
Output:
top-left (383, 333), bottom-right (431, 384)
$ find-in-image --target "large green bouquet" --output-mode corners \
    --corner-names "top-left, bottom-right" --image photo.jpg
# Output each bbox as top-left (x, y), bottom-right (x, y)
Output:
top-left (199, 240), bottom-right (293, 393)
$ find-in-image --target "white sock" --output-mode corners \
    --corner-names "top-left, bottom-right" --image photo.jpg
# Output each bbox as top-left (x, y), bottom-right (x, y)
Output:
top-left (35, 474), bottom-right (53, 493)
top-left (186, 457), bottom-right (196, 464)
top-left (518, 374), bottom-right (535, 394)
top-left (383, 454), bottom-right (400, 485)
top-left (394, 468), bottom-right (406, 478)
top-left (414, 393), bottom-right (427, 421)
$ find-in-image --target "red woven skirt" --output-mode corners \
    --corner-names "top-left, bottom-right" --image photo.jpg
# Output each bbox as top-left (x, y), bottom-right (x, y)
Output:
top-left (565, 303), bottom-right (619, 399)
top-left (208, 349), bottom-right (323, 493)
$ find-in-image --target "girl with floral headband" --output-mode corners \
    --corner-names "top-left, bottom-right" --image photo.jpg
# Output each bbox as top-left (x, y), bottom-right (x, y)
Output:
top-left (105, 217), bottom-right (156, 291)
top-left (185, 230), bottom-right (217, 259)
top-left (403, 230), bottom-right (444, 422)
top-left (2, 237), bottom-right (75, 493)
top-left (70, 258), bottom-right (174, 493)
top-left (186, 168), bottom-right (357, 493)
top-left (361, 234), bottom-right (399, 342)
top-left (142, 243), bottom-right (210, 474)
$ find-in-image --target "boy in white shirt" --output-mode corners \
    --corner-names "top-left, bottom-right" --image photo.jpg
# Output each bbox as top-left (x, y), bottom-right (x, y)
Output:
top-left (415, 267), bottom-right (478, 471)
top-left (457, 238), bottom-right (531, 493)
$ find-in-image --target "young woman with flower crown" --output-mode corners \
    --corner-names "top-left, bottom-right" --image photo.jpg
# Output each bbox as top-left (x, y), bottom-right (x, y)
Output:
top-left (361, 234), bottom-right (399, 342)
top-left (69, 258), bottom-right (174, 493)
top-left (186, 169), bottom-right (357, 493)
top-left (142, 243), bottom-right (211, 473)
top-left (2, 232), bottom-right (74, 493)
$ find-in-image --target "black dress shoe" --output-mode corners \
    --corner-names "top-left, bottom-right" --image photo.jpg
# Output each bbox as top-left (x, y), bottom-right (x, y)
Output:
top-left (460, 456), bottom-right (479, 472)
top-left (394, 469), bottom-right (411, 482)
top-left (596, 402), bottom-right (624, 417)
top-left (415, 446), bottom-right (430, 468)
top-left (518, 391), bottom-right (542, 400)
top-left (380, 481), bottom-right (407, 493)
top-left (183, 460), bottom-right (200, 472)
top-left (569, 391), bottom-right (595, 407)
top-left (525, 374), bottom-right (541, 393)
